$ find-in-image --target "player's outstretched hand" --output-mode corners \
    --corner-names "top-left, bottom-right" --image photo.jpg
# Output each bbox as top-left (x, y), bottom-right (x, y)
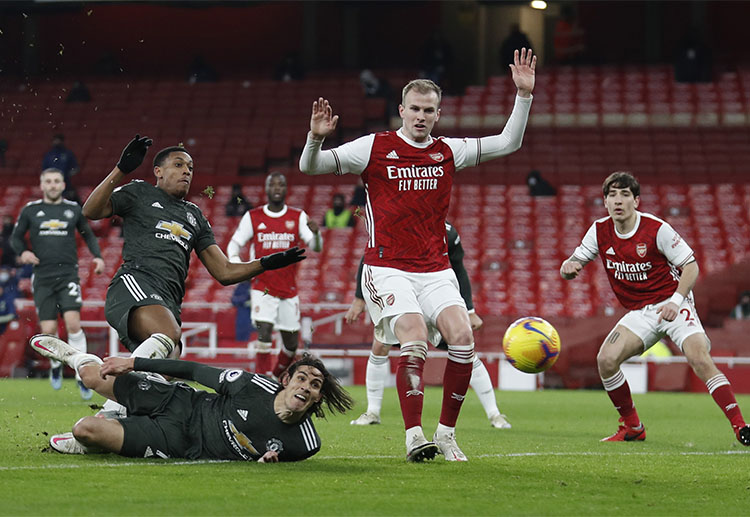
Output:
top-left (260, 247), bottom-right (306, 271)
top-left (310, 97), bottom-right (339, 140)
top-left (509, 47), bottom-right (536, 97)
top-left (117, 134), bottom-right (153, 174)
top-left (258, 450), bottom-right (279, 463)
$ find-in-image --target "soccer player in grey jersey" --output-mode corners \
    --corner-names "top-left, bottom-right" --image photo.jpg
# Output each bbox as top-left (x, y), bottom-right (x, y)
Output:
top-left (31, 334), bottom-right (353, 461)
top-left (11, 168), bottom-right (105, 398)
top-left (81, 136), bottom-right (306, 418)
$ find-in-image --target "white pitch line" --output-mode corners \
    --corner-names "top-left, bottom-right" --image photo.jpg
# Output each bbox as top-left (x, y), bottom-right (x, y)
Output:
top-left (1, 449), bottom-right (748, 471)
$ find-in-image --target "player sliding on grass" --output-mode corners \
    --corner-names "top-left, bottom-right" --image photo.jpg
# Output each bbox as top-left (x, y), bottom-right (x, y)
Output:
top-left (560, 172), bottom-right (750, 445)
top-left (30, 334), bottom-right (352, 462)
top-left (300, 48), bottom-right (535, 461)
top-left (82, 136), bottom-right (305, 418)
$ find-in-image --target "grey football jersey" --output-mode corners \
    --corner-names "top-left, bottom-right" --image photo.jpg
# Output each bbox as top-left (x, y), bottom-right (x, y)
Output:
top-left (11, 199), bottom-right (101, 280)
top-left (110, 180), bottom-right (216, 304)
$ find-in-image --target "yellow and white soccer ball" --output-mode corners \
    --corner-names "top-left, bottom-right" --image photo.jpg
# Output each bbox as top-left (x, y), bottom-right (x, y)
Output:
top-left (502, 316), bottom-right (561, 374)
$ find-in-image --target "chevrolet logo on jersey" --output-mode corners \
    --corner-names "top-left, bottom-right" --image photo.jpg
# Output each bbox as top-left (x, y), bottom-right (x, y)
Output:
top-left (39, 219), bottom-right (69, 236)
top-left (155, 220), bottom-right (192, 251)
top-left (223, 419), bottom-right (260, 460)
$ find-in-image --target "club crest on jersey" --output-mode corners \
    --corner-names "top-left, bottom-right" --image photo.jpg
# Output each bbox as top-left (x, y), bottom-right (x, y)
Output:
top-left (64, 209), bottom-right (74, 219)
top-left (386, 293), bottom-right (395, 306)
top-left (636, 243), bottom-right (647, 258)
top-left (429, 152), bottom-right (444, 162)
top-left (285, 220), bottom-right (295, 230)
top-left (266, 438), bottom-right (284, 453)
top-left (186, 212), bottom-right (197, 227)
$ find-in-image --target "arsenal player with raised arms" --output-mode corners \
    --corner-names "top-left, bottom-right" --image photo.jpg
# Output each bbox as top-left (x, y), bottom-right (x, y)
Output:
top-left (227, 172), bottom-right (323, 378)
top-left (300, 48), bottom-right (536, 462)
top-left (560, 172), bottom-right (750, 445)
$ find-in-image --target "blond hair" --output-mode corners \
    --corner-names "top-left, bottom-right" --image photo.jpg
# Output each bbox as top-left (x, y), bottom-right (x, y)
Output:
top-left (401, 79), bottom-right (442, 106)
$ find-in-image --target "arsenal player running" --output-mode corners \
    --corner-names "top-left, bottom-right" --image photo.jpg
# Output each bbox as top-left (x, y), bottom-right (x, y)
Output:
top-left (300, 48), bottom-right (536, 462)
top-left (227, 172), bottom-right (323, 378)
top-left (560, 172), bottom-right (750, 445)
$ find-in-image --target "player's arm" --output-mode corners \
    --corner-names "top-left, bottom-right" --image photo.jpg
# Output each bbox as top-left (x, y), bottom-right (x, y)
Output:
top-left (299, 212), bottom-right (323, 252)
top-left (100, 356), bottom-right (226, 390)
top-left (655, 224), bottom-right (698, 322)
top-left (83, 135), bottom-right (152, 220)
top-left (345, 256), bottom-right (366, 324)
top-left (76, 214), bottom-right (105, 273)
top-left (656, 259), bottom-right (698, 323)
top-left (199, 244), bottom-right (306, 286)
top-left (226, 211), bottom-right (253, 263)
top-left (9, 209), bottom-right (35, 264)
top-left (560, 255), bottom-right (588, 280)
top-left (299, 99), bottom-right (372, 176)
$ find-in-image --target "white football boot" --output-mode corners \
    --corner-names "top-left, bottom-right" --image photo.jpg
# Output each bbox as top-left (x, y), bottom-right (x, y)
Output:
top-left (489, 413), bottom-right (512, 429)
top-left (31, 334), bottom-right (80, 366)
top-left (350, 412), bottom-right (381, 425)
top-left (49, 432), bottom-right (89, 455)
top-left (433, 430), bottom-right (468, 462)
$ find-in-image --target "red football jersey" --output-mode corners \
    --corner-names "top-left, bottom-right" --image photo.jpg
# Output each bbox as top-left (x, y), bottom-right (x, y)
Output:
top-left (248, 206), bottom-right (305, 299)
top-left (592, 214), bottom-right (692, 310)
top-left (361, 131), bottom-right (455, 272)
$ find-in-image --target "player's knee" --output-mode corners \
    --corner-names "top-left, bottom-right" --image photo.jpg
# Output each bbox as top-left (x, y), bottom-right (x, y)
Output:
top-left (596, 348), bottom-right (617, 372)
top-left (72, 416), bottom-right (99, 443)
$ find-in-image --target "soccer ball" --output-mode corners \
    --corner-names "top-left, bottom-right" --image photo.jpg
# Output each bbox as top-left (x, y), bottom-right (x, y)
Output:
top-left (502, 316), bottom-right (561, 374)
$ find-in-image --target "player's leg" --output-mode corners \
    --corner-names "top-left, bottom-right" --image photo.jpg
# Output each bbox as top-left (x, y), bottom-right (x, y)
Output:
top-left (433, 305), bottom-right (473, 461)
top-left (62, 310), bottom-right (92, 400)
top-left (392, 312), bottom-right (433, 460)
top-left (469, 356), bottom-right (510, 428)
top-left (682, 334), bottom-right (750, 445)
top-left (597, 324), bottom-right (647, 441)
top-left (39, 319), bottom-right (62, 389)
top-left (250, 290), bottom-right (280, 376)
top-left (272, 297), bottom-right (302, 378)
top-left (274, 330), bottom-right (299, 378)
top-left (351, 338), bottom-right (390, 425)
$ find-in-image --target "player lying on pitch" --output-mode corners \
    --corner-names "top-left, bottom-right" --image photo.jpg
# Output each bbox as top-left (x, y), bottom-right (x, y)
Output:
top-left (30, 335), bottom-right (353, 462)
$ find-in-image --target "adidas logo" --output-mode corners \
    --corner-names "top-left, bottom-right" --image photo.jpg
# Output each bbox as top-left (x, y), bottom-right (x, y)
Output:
top-left (151, 201), bottom-right (164, 209)
top-left (605, 247), bottom-right (616, 255)
top-left (386, 150), bottom-right (399, 159)
top-left (258, 223), bottom-right (267, 230)
top-left (36, 210), bottom-right (45, 217)
top-left (144, 446), bottom-right (153, 458)
top-left (237, 409), bottom-right (248, 421)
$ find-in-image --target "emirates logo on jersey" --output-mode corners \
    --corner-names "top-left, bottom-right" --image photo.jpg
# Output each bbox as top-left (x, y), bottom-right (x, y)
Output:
top-left (285, 220), bottom-right (295, 230)
top-left (636, 243), bottom-right (647, 258)
top-left (429, 152), bottom-right (444, 162)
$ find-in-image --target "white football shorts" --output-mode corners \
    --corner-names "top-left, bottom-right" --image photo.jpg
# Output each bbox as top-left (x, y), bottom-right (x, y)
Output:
top-left (617, 295), bottom-right (708, 352)
top-left (361, 264), bottom-right (466, 345)
top-left (251, 290), bottom-right (301, 332)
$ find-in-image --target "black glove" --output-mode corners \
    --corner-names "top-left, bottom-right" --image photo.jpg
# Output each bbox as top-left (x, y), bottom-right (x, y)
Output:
top-left (117, 134), bottom-right (153, 174)
top-left (260, 247), bottom-right (306, 271)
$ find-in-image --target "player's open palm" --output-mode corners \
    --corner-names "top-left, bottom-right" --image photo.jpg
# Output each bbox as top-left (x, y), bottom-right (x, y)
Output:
top-left (509, 47), bottom-right (536, 96)
top-left (310, 97), bottom-right (339, 139)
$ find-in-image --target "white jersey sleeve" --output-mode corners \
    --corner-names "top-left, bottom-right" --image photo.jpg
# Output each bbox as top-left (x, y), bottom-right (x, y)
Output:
top-left (444, 95), bottom-right (533, 171)
top-left (227, 211), bottom-right (254, 263)
top-left (571, 222), bottom-right (599, 264)
top-left (299, 133), bottom-right (375, 176)
top-left (656, 222), bottom-right (694, 267)
top-left (298, 211), bottom-right (323, 251)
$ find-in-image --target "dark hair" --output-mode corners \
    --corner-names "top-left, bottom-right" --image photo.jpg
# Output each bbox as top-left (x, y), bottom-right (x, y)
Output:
top-left (153, 146), bottom-right (190, 168)
top-left (40, 168), bottom-right (64, 179)
top-left (602, 171), bottom-right (640, 198)
top-left (285, 353), bottom-right (353, 419)
top-left (265, 171), bottom-right (286, 190)
top-left (53, 133), bottom-right (65, 141)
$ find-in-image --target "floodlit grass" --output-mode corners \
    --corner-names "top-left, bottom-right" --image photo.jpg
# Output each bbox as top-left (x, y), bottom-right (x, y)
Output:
top-left (1, 378), bottom-right (749, 516)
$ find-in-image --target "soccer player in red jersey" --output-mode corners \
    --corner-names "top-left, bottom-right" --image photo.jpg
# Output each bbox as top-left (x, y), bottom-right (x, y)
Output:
top-left (300, 48), bottom-right (536, 462)
top-left (560, 172), bottom-right (750, 445)
top-left (227, 172), bottom-right (323, 378)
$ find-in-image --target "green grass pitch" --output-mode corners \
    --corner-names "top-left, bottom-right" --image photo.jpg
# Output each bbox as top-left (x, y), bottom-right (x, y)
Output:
top-left (1, 378), bottom-right (749, 516)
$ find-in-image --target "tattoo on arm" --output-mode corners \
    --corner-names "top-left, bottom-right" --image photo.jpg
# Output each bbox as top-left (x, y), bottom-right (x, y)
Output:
top-left (608, 331), bottom-right (620, 344)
